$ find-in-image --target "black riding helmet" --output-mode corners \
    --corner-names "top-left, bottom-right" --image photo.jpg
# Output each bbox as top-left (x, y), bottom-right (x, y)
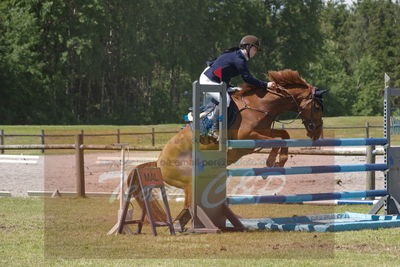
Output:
top-left (239, 35), bottom-right (261, 51)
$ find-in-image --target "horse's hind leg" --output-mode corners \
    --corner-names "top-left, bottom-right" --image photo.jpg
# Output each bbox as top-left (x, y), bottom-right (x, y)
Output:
top-left (172, 185), bottom-right (193, 232)
top-left (184, 184), bottom-right (192, 209)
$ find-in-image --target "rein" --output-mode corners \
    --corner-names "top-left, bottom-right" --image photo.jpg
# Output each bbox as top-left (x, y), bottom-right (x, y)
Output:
top-left (237, 84), bottom-right (322, 131)
top-left (238, 85), bottom-right (302, 117)
top-left (237, 88), bottom-right (285, 115)
top-left (273, 86), bottom-right (304, 125)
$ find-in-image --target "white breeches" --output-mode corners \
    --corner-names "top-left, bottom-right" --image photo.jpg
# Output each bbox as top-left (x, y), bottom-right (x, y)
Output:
top-left (199, 67), bottom-right (231, 107)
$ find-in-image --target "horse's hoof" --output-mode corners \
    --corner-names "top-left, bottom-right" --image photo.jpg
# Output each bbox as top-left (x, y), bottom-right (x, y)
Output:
top-left (276, 161), bottom-right (286, 167)
top-left (173, 223), bottom-right (187, 233)
top-left (266, 161), bottom-right (276, 168)
top-left (261, 175), bottom-right (269, 180)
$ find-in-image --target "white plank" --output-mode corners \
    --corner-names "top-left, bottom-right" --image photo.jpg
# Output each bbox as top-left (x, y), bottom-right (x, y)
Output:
top-left (0, 159), bottom-right (38, 164)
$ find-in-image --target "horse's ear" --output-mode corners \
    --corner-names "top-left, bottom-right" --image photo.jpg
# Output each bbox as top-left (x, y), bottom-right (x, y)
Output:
top-left (315, 88), bottom-right (329, 97)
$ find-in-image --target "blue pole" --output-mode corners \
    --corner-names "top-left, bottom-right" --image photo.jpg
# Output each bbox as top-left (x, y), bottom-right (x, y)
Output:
top-left (227, 164), bottom-right (388, 177)
top-left (228, 138), bottom-right (387, 149)
top-left (227, 189), bottom-right (388, 205)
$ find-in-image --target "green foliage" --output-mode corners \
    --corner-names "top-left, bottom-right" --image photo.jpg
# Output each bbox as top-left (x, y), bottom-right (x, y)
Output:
top-left (1, 0), bottom-right (400, 124)
top-left (351, 55), bottom-right (382, 115)
top-left (308, 40), bottom-right (356, 116)
top-left (307, 0), bottom-right (355, 116)
top-left (343, 0), bottom-right (400, 115)
top-left (309, 0), bottom-right (400, 117)
top-left (0, 0), bottom-right (46, 123)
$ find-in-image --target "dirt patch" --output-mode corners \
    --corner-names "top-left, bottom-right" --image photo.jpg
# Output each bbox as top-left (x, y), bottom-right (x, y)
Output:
top-left (0, 150), bottom-right (385, 197)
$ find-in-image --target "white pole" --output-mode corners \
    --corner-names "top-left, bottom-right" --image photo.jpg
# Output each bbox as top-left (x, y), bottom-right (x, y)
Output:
top-left (120, 146), bottom-right (125, 210)
top-left (108, 143), bottom-right (132, 235)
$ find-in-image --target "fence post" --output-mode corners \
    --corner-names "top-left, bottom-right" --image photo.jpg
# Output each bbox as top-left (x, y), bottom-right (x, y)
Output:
top-left (75, 134), bottom-right (85, 197)
top-left (365, 122), bottom-right (370, 138)
top-left (151, 127), bottom-right (155, 146)
top-left (0, 129), bottom-right (4, 154)
top-left (117, 129), bottom-right (120, 144)
top-left (366, 145), bottom-right (376, 199)
top-left (41, 129), bottom-right (45, 153)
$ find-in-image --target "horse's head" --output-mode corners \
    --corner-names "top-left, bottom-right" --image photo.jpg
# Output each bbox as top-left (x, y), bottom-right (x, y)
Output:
top-left (297, 87), bottom-right (325, 140)
top-left (268, 70), bottom-right (326, 140)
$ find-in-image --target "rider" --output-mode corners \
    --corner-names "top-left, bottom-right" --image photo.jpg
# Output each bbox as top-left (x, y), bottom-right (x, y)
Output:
top-left (199, 35), bottom-right (271, 139)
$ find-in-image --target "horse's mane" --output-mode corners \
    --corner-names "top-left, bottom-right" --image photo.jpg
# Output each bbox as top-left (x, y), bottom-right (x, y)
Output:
top-left (234, 69), bottom-right (310, 97)
top-left (268, 69), bottom-right (310, 88)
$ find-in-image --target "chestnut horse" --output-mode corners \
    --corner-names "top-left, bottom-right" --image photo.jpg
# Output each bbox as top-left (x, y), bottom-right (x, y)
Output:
top-left (128, 70), bottom-right (324, 221)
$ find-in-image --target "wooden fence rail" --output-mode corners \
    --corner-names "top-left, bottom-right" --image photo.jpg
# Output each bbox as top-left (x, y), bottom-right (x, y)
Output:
top-left (0, 124), bottom-right (384, 154)
top-left (0, 128), bottom-right (178, 154)
top-left (0, 135), bottom-right (161, 197)
top-left (279, 122), bottom-right (381, 139)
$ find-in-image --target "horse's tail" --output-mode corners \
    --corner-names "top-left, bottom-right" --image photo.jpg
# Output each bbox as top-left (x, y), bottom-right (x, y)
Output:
top-left (126, 161), bottom-right (168, 223)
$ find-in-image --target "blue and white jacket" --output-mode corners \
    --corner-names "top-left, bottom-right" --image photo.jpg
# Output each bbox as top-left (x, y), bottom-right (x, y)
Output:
top-left (204, 49), bottom-right (267, 88)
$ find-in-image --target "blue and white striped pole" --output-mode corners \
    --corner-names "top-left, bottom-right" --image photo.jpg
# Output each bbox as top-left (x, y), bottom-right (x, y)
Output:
top-left (228, 138), bottom-right (387, 149)
top-left (227, 163), bottom-right (388, 177)
top-left (227, 189), bottom-right (388, 205)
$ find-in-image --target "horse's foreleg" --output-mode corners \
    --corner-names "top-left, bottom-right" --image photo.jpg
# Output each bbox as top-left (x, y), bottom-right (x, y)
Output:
top-left (275, 147), bottom-right (289, 167)
top-left (267, 147), bottom-right (279, 167)
top-left (267, 129), bottom-right (290, 167)
top-left (227, 148), bottom-right (254, 165)
top-left (244, 131), bottom-right (280, 167)
top-left (269, 129), bottom-right (290, 167)
top-left (246, 129), bottom-right (290, 167)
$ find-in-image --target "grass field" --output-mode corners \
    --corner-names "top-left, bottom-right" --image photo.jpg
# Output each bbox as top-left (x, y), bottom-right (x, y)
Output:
top-left (1, 197), bottom-right (400, 266)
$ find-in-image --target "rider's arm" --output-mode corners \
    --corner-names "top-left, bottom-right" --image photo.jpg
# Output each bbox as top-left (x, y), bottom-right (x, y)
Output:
top-left (234, 58), bottom-right (268, 88)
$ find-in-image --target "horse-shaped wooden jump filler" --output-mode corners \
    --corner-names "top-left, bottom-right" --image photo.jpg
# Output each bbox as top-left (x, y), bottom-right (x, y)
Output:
top-left (127, 69), bottom-right (326, 226)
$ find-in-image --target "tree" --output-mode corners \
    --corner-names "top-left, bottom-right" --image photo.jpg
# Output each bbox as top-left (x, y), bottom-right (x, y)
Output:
top-left (0, 0), bottom-right (47, 124)
top-left (307, 0), bottom-right (354, 116)
top-left (268, 0), bottom-right (324, 74)
top-left (4, 0), bottom-right (398, 124)
top-left (351, 55), bottom-right (382, 115)
top-left (344, 0), bottom-right (400, 114)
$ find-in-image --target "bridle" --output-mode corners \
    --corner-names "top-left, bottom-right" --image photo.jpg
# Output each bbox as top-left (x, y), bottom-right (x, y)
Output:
top-left (238, 84), bottom-right (323, 131)
top-left (297, 87), bottom-right (323, 131)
